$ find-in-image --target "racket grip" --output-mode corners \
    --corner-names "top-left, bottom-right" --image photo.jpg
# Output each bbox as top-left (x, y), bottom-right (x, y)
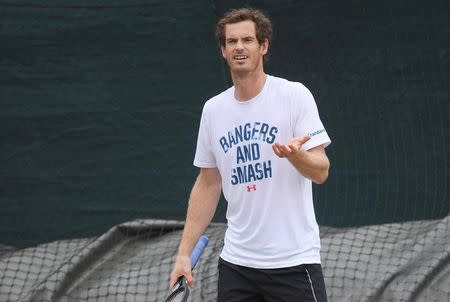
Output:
top-left (190, 235), bottom-right (208, 269)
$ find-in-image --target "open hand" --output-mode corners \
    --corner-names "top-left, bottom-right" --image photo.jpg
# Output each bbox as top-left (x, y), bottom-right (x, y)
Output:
top-left (272, 136), bottom-right (310, 158)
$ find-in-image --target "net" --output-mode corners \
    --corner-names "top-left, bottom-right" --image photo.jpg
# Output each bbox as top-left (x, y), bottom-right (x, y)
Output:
top-left (1, 218), bottom-right (449, 301)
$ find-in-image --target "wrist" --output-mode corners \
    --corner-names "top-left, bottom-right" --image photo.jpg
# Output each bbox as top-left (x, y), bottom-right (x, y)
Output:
top-left (177, 249), bottom-right (191, 257)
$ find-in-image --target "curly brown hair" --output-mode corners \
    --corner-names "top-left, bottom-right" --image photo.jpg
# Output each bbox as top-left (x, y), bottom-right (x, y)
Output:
top-left (216, 8), bottom-right (273, 49)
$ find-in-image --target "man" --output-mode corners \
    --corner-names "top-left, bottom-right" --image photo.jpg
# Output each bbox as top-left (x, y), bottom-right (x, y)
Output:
top-left (170, 8), bottom-right (331, 302)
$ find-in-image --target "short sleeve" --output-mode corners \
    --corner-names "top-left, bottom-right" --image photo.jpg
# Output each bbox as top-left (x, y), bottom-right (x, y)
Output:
top-left (293, 84), bottom-right (331, 150)
top-left (193, 103), bottom-right (217, 168)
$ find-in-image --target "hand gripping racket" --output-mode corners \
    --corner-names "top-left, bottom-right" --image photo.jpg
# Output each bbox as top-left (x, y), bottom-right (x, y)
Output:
top-left (164, 235), bottom-right (209, 302)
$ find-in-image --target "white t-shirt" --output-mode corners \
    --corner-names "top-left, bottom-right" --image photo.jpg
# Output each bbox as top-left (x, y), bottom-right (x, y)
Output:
top-left (194, 75), bottom-right (331, 269)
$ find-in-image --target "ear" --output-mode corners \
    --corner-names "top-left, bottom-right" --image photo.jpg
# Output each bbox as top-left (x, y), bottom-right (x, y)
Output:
top-left (260, 39), bottom-right (269, 55)
top-left (221, 45), bottom-right (227, 59)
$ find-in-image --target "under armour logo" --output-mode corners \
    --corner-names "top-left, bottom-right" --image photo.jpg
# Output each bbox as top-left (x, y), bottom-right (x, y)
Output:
top-left (246, 184), bottom-right (257, 192)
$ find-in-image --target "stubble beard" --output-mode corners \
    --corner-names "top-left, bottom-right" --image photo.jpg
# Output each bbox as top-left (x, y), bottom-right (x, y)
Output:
top-left (228, 58), bottom-right (262, 79)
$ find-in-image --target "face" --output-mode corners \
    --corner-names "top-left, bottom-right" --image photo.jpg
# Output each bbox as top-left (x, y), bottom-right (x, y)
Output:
top-left (221, 20), bottom-right (268, 76)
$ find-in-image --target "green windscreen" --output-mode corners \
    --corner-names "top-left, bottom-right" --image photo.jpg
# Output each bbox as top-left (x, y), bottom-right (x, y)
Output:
top-left (1, 0), bottom-right (448, 247)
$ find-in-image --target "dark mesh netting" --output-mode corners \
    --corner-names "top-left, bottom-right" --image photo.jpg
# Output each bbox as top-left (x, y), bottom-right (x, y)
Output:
top-left (1, 218), bottom-right (449, 301)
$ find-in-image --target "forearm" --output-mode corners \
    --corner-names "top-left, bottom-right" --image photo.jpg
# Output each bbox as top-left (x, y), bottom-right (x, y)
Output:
top-left (178, 172), bottom-right (221, 256)
top-left (288, 148), bottom-right (330, 184)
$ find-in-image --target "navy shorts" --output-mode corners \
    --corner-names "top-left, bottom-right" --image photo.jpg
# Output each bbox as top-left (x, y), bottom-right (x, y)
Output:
top-left (217, 258), bottom-right (328, 302)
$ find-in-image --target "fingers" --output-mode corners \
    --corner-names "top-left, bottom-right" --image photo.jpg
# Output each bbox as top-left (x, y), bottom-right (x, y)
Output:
top-left (169, 270), bottom-right (195, 289)
top-left (185, 271), bottom-right (195, 288)
top-left (169, 255), bottom-right (195, 289)
top-left (272, 143), bottom-right (284, 157)
top-left (272, 143), bottom-right (294, 158)
top-left (169, 271), bottom-right (179, 288)
top-left (288, 144), bottom-right (297, 153)
top-left (279, 143), bottom-right (293, 155)
top-left (297, 135), bottom-right (311, 145)
top-left (272, 136), bottom-right (310, 158)
top-left (169, 270), bottom-right (180, 288)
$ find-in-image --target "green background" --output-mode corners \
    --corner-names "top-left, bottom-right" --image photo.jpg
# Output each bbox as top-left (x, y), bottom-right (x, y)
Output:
top-left (1, 0), bottom-right (449, 247)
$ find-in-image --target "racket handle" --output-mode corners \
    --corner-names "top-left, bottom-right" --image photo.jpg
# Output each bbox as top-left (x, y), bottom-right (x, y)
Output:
top-left (190, 235), bottom-right (208, 269)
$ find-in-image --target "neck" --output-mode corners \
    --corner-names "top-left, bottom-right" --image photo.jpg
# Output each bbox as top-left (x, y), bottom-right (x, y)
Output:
top-left (231, 69), bottom-right (267, 101)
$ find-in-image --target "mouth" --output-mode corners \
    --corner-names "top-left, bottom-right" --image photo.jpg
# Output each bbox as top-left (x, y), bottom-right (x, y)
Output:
top-left (233, 55), bottom-right (248, 61)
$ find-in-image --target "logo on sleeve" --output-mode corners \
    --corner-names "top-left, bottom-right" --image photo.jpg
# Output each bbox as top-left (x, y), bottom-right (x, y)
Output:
top-left (308, 129), bottom-right (325, 137)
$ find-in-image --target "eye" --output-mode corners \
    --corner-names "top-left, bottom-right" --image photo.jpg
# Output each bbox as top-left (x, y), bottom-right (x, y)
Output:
top-left (226, 39), bottom-right (237, 45)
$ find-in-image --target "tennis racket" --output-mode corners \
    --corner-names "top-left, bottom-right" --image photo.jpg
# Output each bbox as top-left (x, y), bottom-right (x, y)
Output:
top-left (163, 235), bottom-right (209, 302)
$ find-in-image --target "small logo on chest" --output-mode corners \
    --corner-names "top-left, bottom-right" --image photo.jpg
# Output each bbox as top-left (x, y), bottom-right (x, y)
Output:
top-left (246, 184), bottom-right (257, 192)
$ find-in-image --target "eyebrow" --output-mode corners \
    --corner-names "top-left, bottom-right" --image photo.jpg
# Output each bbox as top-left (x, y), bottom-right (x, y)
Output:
top-left (226, 36), bottom-right (255, 41)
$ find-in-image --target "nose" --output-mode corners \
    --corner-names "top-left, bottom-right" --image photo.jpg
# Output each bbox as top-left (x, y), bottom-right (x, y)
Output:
top-left (235, 39), bottom-right (244, 50)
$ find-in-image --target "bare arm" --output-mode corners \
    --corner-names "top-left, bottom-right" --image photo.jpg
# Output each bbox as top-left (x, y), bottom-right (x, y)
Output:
top-left (272, 136), bottom-right (330, 184)
top-left (169, 167), bottom-right (222, 288)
